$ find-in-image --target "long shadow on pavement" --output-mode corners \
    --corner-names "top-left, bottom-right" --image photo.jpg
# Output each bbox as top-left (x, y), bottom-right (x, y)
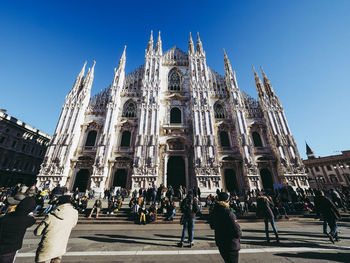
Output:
top-left (274, 252), bottom-right (349, 263)
top-left (80, 236), bottom-right (175, 247)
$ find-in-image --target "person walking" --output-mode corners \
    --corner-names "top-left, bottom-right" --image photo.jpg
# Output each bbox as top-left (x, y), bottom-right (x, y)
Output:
top-left (314, 190), bottom-right (341, 243)
top-left (34, 195), bottom-right (78, 263)
top-left (178, 191), bottom-right (199, 248)
top-left (210, 192), bottom-right (241, 263)
top-left (256, 191), bottom-right (279, 243)
top-left (88, 199), bottom-right (102, 218)
top-left (0, 197), bottom-right (36, 263)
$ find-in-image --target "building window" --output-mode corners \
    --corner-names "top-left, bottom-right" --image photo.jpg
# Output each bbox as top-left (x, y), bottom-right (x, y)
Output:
top-left (120, 131), bottom-right (131, 147)
top-left (170, 107), bottom-right (182, 124)
top-left (329, 174), bottom-right (338, 183)
top-left (0, 136), bottom-right (5, 144)
top-left (168, 70), bottom-right (181, 91)
top-left (326, 165), bottom-right (332, 171)
top-left (122, 100), bottom-right (136, 117)
top-left (315, 166), bottom-right (320, 172)
top-left (252, 132), bottom-right (263, 147)
top-left (11, 140), bottom-right (17, 148)
top-left (85, 130), bottom-right (97, 147)
top-left (214, 102), bottom-right (226, 119)
top-left (219, 131), bottom-right (230, 147)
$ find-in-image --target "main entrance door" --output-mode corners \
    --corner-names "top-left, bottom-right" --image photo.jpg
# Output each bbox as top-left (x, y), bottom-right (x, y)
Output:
top-left (224, 169), bottom-right (239, 193)
top-left (167, 156), bottom-right (186, 191)
top-left (260, 168), bottom-right (274, 191)
top-left (113, 169), bottom-right (127, 188)
top-left (73, 169), bottom-right (89, 192)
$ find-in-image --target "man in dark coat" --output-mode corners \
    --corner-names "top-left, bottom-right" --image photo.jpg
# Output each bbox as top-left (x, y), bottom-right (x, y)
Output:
top-left (256, 191), bottom-right (279, 243)
top-left (178, 191), bottom-right (199, 248)
top-left (0, 197), bottom-right (36, 263)
top-left (314, 190), bottom-right (341, 243)
top-left (210, 192), bottom-right (241, 263)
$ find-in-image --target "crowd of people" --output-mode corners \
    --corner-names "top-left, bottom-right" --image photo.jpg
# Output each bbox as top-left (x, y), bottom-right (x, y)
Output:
top-left (0, 182), bottom-right (350, 263)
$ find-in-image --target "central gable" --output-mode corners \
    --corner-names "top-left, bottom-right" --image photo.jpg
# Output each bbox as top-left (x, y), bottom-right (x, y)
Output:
top-left (162, 46), bottom-right (188, 66)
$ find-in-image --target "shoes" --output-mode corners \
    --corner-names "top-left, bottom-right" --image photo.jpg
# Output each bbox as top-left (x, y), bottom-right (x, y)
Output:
top-left (285, 216), bottom-right (289, 219)
top-left (177, 242), bottom-right (183, 248)
top-left (266, 238), bottom-right (270, 243)
top-left (111, 212), bottom-right (114, 215)
top-left (88, 215), bottom-right (91, 219)
top-left (335, 237), bottom-right (340, 242)
top-left (96, 215), bottom-right (99, 219)
top-left (189, 242), bottom-right (194, 248)
top-left (276, 238), bottom-right (280, 243)
top-left (328, 233), bottom-right (335, 244)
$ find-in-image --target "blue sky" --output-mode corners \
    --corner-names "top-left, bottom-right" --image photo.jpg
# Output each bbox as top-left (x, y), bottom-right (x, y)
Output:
top-left (0, 0), bottom-right (349, 159)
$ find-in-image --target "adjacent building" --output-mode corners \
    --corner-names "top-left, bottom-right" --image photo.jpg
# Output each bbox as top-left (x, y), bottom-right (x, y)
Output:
top-left (37, 31), bottom-right (308, 195)
top-left (303, 143), bottom-right (350, 190)
top-left (0, 110), bottom-right (51, 186)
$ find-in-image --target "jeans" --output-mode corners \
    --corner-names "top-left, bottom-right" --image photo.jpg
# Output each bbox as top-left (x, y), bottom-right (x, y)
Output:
top-left (32, 205), bottom-right (43, 213)
top-left (218, 247), bottom-right (239, 263)
top-left (323, 220), bottom-right (328, 234)
top-left (327, 218), bottom-right (338, 238)
top-left (0, 250), bottom-right (17, 263)
top-left (169, 210), bottom-right (176, 220)
top-left (264, 217), bottom-right (278, 240)
top-left (181, 217), bottom-right (195, 243)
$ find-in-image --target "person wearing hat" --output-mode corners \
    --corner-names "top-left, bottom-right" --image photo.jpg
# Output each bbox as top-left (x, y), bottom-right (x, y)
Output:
top-left (34, 195), bottom-right (78, 263)
top-left (0, 197), bottom-right (36, 263)
top-left (210, 192), bottom-right (241, 263)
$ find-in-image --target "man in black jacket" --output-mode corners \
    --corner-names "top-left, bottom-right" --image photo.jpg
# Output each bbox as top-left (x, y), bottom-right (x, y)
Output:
top-left (0, 197), bottom-right (36, 263)
top-left (210, 192), bottom-right (241, 263)
top-left (178, 191), bottom-right (199, 248)
top-left (314, 190), bottom-right (341, 243)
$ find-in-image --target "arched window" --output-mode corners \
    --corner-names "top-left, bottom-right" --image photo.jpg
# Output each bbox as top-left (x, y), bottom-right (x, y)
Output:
top-left (252, 131), bottom-right (263, 147)
top-left (85, 130), bottom-right (97, 147)
top-left (122, 100), bottom-right (136, 117)
top-left (170, 107), bottom-right (182, 123)
top-left (168, 70), bottom-right (181, 91)
top-left (219, 131), bottom-right (230, 147)
top-left (214, 102), bottom-right (226, 119)
top-left (120, 131), bottom-right (131, 147)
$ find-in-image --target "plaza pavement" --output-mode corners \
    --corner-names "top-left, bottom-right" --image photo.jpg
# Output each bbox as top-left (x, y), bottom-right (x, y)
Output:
top-left (16, 218), bottom-right (350, 262)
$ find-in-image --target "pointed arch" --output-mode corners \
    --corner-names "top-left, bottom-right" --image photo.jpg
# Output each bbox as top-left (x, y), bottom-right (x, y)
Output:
top-left (168, 68), bottom-right (182, 91)
top-left (85, 130), bottom-right (97, 147)
top-left (122, 99), bottom-right (137, 117)
top-left (170, 107), bottom-right (182, 123)
top-left (252, 131), bottom-right (263, 147)
top-left (120, 130), bottom-right (131, 147)
top-left (214, 101), bottom-right (227, 119)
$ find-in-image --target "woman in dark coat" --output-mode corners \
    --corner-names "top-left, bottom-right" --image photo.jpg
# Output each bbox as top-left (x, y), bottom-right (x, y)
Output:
top-left (210, 192), bottom-right (241, 263)
top-left (0, 197), bottom-right (36, 263)
top-left (256, 191), bottom-right (279, 243)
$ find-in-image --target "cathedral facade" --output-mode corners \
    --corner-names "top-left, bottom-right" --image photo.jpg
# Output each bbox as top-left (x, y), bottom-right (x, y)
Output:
top-left (37, 31), bottom-right (309, 195)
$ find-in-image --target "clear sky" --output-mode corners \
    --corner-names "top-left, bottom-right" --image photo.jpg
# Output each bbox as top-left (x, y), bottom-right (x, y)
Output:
top-left (1, 0), bottom-right (349, 159)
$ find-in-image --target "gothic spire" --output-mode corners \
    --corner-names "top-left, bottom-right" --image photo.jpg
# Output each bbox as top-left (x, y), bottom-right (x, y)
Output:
top-left (306, 142), bottom-right (316, 159)
top-left (196, 32), bottom-right (204, 55)
top-left (73, 61), bottom-right (87, 88)
top-left (155, 31), bottom-right (162, 55)
top-left (118, 45), bottom-right (126, 69)
top-left (223, 48), bottom-right (233, 74)
top-left (253, 66), bottom-right (265, 97)
top-left (147, 30), bottom-right (154, 52)
top-left (188, 32), bottom-right (195, 55)
top-left (84, 60), bottom-right (96, 85)
top-left (260, 66), bottom-right (275, 96)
